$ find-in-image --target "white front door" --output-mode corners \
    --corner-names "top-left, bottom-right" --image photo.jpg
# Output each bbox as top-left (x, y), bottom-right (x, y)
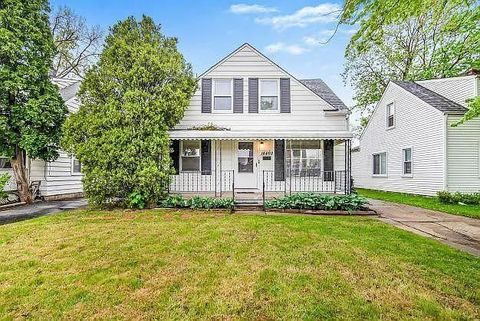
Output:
top-left (236, 141), bottom-right (257, 189)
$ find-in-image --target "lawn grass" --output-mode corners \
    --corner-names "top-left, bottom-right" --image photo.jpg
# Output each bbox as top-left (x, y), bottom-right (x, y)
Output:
top-left (357, 188), bottom-right (480, 219)
top-left (0, 209), bottom-right (479, 320)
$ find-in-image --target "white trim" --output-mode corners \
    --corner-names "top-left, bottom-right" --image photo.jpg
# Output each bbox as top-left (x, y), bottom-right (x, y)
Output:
top-left (71, 156), bottom-right (82, 176)
top-left (180, 140), bottom-right (201, 172)
top-left (169, 130), bottom-right (353, 140)
top-left (212, 78), bottom-right (233, 113)
top-left (258, 79), bottom-right (280, 113)
top-left (386, 102), bottom-right (395, 129)
top-left (478, 139), bottom-right (480, 178)
top-left (372, 151), bottom-right (387, 176)
top-left (401, 146), bottom-right (413, 177)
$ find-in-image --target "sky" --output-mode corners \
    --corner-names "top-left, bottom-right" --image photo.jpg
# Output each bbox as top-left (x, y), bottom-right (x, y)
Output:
top-left (50, 0), bottom-right (356, 107)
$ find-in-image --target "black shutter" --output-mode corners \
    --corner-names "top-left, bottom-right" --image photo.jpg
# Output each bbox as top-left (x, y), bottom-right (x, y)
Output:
top-left (280, 78), bottom-right (291, 113)
top-left (170, 140), bottom-right (180, 175)
top-left (324, 140), bottom-right (334, 181)
top-left (233, 78), bottom-right (244, 113)
top-left (201, 78), bottom-right (212, 113)
top-left (201, 140), bottom-right (211, 175)
top-left (248, 78), bottom-right (258, 113)
top-left (274, 139), bottom-right (285, 181)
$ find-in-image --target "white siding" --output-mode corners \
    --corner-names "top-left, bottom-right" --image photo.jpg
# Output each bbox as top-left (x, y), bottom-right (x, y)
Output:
top-left (176, 45), bottom-right (348, 132)
top-left (352, 83), bottom-right (446, 196)
top-left (43, 152), bottom-right (83, 196)
top-left (446, 115), bottom-right (480, 193)
top-left (417, 76), bottom-right (478, 107)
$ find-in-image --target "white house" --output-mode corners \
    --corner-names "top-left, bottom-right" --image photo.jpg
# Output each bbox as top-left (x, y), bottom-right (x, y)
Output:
top-left (168, 43), bottom-right (353, 198)
top-left (352, 73), bottom-right (480, 196)
top-left (0, 78), bottom-right (84, 201)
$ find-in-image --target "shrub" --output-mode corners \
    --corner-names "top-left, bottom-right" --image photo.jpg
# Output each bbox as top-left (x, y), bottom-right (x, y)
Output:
top-left (264, 193), bottom-right (368, 212)
top-left (0, 173), bottom-right (10, 200)
top-left (160, 195), bottom-right (234, 210)
top-left (437, 191), bottom-right (480, 205)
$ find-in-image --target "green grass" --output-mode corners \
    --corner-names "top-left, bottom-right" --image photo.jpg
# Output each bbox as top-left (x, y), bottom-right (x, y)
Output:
top-left (0, 210), bottom-right (479, 320)
top-left (357, 188), bottom-right (480, 219)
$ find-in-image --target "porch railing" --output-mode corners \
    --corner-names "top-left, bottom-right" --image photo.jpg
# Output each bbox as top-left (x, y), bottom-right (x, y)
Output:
top-left (169, 170), bottom-right (234, 197)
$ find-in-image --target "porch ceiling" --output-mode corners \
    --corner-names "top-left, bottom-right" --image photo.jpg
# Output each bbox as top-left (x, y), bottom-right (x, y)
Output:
top-left (168, 130), bottom-right (353, 140)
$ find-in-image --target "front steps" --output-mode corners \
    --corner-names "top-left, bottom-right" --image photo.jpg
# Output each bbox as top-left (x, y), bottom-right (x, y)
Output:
top-left (234, 199), bottom-right (264, 212)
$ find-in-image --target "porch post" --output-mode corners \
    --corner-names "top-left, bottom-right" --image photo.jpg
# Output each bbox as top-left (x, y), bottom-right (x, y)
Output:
top-left (344, 139), bottom-right (347, 194)
top-left (214, 140), bottom-right (217, 197)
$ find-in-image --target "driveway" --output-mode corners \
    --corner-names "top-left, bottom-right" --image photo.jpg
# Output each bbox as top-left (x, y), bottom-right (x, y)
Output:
top-left (0, 199), bottom-right (87, 225)
top-left (368, 199), bottom-right (480, 257)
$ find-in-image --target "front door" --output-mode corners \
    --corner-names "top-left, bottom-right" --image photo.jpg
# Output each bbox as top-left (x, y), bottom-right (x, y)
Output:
top-left (236, 141), bottom-right (257, 189)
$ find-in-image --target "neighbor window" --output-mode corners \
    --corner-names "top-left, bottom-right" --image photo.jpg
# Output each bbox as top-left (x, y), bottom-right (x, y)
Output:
top-left (286, 140), bottom-right (322, 176)
top-left (373, 152), bottom-right (387, 175)
top-left (213, 79), bottom-right (232, 111)
top-left (71, 157), bottom-right (82, 174)
top-left (403, 148), bottom-right (412, 175)
top-left (386, 103), bottom-right (395, 128)
top-left (181, 140), bottom-right (200, 171)
top-left (0, 157), bottom-right (11, 169)
top-left (260, 79), bottom-right (279, 112)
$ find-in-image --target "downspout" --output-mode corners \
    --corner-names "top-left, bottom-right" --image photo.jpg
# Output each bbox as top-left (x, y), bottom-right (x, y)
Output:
top-left (443, 114), bottom-right (448, 191)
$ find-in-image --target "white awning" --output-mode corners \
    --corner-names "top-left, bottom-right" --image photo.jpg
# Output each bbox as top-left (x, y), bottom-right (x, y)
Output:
top-left (168, 130), bottom-right (353, 140)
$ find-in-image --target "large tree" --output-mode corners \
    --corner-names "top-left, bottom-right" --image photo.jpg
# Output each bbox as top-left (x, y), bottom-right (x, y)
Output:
top-left (0, 0), bottom-right (67, 203)
top-left (62, 16), bottom-right (197, 207)
top-left (341, 0), bottom-right (480, 120)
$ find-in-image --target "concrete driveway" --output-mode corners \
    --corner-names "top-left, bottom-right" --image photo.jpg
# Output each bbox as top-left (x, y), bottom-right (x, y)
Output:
top-left (0, 199), bottom-right (87, 225)
top-left (368, 199), bottom-right (480, 257)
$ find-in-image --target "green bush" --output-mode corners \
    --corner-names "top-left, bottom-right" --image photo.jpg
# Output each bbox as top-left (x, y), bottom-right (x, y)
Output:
top-left (264, 193), bottom-right (368, 212)
top-left (0, 173), bottom-right (10, 200)
top-left (160, 195), bottom-right (234, 210)
top-left (437, 191), bottom-right (480, 205)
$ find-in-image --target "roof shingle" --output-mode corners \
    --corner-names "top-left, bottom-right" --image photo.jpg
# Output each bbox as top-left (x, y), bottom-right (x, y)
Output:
top-left (300, 79), bottom-right (348, 111)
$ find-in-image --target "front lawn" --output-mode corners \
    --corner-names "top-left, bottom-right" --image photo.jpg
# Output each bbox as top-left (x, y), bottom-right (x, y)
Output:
top-left (357, 188), bottom-right (480, 219)
top-left (0, 210), bottom-right (479, 320)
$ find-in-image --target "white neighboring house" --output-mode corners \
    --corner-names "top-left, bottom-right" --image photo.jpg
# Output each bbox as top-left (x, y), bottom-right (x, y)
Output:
top-left (352, 73), bottom-right (480, 196)
top-left (0, 78), bottom-right (83, 200)
top-left (168, 43), bottom-right (353, 196)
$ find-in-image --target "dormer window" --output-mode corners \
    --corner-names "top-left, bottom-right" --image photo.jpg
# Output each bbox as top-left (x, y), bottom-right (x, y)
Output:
top-left (386, 103), bottom-right (395, 128)
top-left (260, 79), bottom-right (279, 112)
top-left (213, 79), bottom-right (232, 112)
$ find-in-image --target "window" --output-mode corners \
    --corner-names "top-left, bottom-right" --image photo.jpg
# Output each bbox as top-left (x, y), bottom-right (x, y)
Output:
top-left (373, 152), bottom-right (387, 175)
top-left (403, 148), bottom-right (412, 175)
top-left (286, 140), bottom-right (322, 176)
top-left (181, 140), bottom-right (200, 171)
top-left (0, 157), bottom-right (11, 169)
top-left (238, 142), bottom-right (254, 173)
top-left (386, 103), bottom-right (395, 128)
top-left (71, 157), bottom-right (82, 174)
top-left (260, 79), bottom-right (279, 112)
top-left (213, 79), bottom-right (232, 111)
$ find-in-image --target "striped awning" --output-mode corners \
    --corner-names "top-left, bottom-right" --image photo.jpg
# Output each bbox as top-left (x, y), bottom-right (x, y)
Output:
top-left (168, 130), bottom-right (353, 140)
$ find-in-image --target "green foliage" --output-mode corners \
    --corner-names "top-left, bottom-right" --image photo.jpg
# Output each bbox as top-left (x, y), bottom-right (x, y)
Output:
top-left (0, 173), bottom-right (10, 200)
top-left (62, 16), bottom-right (197, 207)
top-left (342, 0), bottom-right (480, 112)
top-left (437, 191), bottom-right (480, 205)
top-left (453, 97), bottom-right (480, 126)
top-left (0, 0), bottom-right (67, 160)
top-left (160, 195), bottom-right (234, 210)
top-left (128, 191), bottom-right (149, 209)
top-left (264, 193), bottom-right (368, 212)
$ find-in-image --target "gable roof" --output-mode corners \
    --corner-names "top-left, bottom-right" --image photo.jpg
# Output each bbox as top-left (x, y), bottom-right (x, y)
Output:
top-left (392, 80), bottom-right (468, 114)
top-left (300, 79), bottom-right (348, 111)
top-left (199, 43), bottom-right (342, 111)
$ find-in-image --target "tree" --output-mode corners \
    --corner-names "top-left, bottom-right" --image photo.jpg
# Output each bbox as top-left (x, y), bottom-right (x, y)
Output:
top-left (62, 16), bottom-right (197, 207)
top-left (0, 0), bottom-right (67, 203)
top-left (341, 0), bottom-right (479, 122)
top-left (50, 6), bottom-right (103, 78)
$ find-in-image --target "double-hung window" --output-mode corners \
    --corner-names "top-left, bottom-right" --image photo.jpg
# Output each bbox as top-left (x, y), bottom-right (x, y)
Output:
top-left (213, 79), bottom-right (232, 112)
top-left (402, 148), bottom-right (412, 175)
top-left (260, 79), bottom-right (279, 112)
top-left (386, 103), bottom-right (395, 128)
top-left (71, 157), bottom-right (82, 175)
top-left (286, 140), bottom-right (322, 176)
top-left (181, 140), bottom-right (200, 171)
top-left (373, 152), bottom-right (387, 175)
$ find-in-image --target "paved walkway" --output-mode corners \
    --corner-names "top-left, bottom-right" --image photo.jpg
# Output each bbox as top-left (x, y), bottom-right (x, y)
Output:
top-left (0, 199), bottom-right (87, 225)
top-left (368, 199), bottom-right (480, 257)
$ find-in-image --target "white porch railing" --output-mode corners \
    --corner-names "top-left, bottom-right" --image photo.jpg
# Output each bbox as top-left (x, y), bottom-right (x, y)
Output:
top-left (169, 170), bottom-right (234, 196)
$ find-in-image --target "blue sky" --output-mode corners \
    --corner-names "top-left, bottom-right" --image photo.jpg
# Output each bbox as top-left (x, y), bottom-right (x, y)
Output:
top-left (50, 0), bottom-right (355, 106)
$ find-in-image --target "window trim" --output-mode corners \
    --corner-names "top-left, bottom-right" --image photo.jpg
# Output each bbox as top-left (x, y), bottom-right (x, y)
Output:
top-left (386, 102), bottom-right (395, 129)
top-left (372, 152), bottom-right (387, 177)
top-left (71, 156), bottom-right (82, 176)
top-left (286, 140), bottom-right (323, 177)
top-left (180, 140), bottom-right (201, 172)
top-left (259, 79), bottom-right (280, 114)
top-left (212, 79), bottom-right (233, 113)
top-left (402, 147), bottom-right (413, 177)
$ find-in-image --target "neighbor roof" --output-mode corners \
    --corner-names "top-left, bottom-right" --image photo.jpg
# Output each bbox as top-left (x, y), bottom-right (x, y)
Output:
top-left (392, 80), bottom-right (468, 114)
top-left (300, 79), bottom-right (348, 111)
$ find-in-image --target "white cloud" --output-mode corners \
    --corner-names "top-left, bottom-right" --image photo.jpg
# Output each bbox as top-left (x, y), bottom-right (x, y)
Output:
top-left (256, 3), bottom-right (342, 29)
top-left (229, 4), bottom-right (278, 14)
top-left (264, 42), bottom-right (309, 55)
top-left (303, 28), bottom-right (359, 46)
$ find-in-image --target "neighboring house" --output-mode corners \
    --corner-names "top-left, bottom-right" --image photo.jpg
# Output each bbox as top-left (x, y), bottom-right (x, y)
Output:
top-left (352, 74), bottom-right (480, 196)
top-left (0, 78), bottom-right (83, 200)
top-left (168, 43), bottom-right (353, 197)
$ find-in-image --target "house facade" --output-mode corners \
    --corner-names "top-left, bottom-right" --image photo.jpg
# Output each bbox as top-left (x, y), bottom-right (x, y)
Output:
top-left (352, 74), bottom-right (480, 196)
top-left (168, 43), bottom-right (353, 197)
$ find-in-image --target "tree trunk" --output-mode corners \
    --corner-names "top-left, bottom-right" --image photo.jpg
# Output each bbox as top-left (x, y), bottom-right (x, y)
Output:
top-left (11, 148), bottom-right (33, 204)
